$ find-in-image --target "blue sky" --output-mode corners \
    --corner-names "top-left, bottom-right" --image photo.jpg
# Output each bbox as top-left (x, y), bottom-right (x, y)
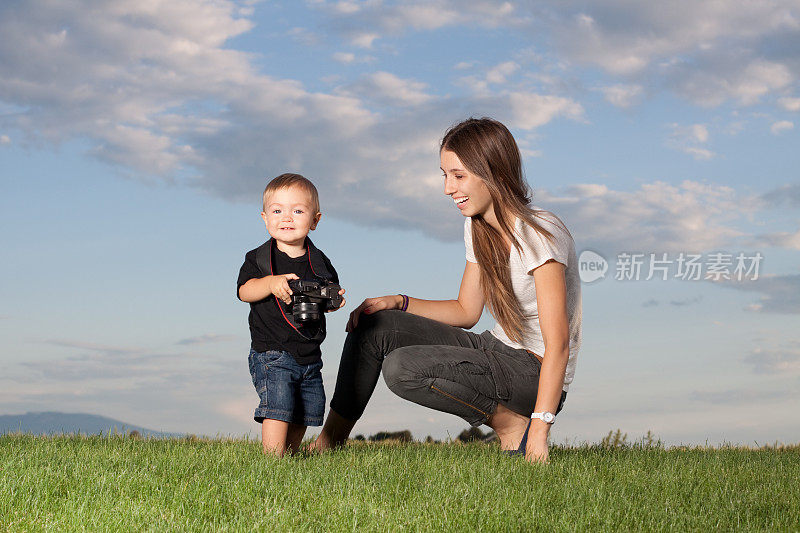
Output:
top-left (1, 0), bottom-right (799, 445)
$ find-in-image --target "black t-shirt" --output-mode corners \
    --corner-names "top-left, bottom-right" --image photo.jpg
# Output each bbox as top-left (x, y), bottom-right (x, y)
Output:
top-left (237, 240), bottom-right (339, 364)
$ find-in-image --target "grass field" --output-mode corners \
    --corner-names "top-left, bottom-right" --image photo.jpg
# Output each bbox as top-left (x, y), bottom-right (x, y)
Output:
top-left (2, 434), bottom-right (799, 531)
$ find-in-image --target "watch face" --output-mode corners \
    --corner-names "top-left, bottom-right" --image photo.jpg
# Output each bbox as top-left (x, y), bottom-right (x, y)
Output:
top-left (543, 412), bottom-right (555, 423)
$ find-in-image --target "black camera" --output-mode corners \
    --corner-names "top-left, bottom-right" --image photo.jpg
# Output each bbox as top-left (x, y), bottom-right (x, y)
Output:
top-left (287, 279), bottom-right (344, 323)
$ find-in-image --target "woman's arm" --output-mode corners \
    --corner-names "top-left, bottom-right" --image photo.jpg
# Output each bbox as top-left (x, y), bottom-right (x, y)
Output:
top-left (525, 259), bottom-right (570, 464)
top-left (346, 261), bottom-right (484, 331)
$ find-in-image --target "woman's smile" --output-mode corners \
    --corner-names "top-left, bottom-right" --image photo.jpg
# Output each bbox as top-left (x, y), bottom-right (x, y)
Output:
top-left (453, 195), bottom-right (469, 209)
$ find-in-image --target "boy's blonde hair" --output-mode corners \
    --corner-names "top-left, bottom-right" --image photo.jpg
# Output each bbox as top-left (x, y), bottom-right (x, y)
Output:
top-left (262, 173), bottom-right (320, 214)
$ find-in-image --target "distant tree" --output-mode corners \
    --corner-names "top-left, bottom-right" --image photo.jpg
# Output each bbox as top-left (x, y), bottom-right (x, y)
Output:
top-left (128, 430), bottom-right (141, 440)
top-left (457, 427), bottom-right (486, 442)
top-left (352, 434), bottom-right (365, 441)
top-left (369, 430), bottom-right (413, 442)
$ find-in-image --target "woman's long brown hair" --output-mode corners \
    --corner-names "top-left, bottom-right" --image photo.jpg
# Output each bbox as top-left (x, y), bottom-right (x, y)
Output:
top-left (441, 117), bottom-right (564, 344)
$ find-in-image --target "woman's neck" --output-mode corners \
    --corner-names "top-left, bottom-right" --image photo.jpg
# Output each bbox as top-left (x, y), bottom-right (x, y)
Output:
top-left (482, 203), bottom-right (501, 232)
top-left (481, 206), bottom-right (514, 249)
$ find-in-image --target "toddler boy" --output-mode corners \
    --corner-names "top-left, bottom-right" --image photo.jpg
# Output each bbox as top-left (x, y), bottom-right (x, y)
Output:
top-left (237, 173), bottom-right (344, 455)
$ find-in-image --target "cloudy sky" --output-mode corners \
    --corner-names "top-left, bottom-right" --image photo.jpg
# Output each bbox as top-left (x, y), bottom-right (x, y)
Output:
top-left (1, 0), bottom-right (799, 445)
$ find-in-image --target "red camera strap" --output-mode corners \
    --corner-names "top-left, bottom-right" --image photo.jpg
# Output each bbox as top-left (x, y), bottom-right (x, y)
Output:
top-left (267, 239), bottom-right (317, 340)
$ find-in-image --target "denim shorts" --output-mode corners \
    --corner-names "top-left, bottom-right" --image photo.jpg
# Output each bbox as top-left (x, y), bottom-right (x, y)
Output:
top-left (248, 349), bottom-right (325, 426)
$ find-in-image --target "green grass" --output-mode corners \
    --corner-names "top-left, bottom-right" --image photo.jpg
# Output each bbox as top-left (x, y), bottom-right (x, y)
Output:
top-left (1, 435), bottom-right (799, 531)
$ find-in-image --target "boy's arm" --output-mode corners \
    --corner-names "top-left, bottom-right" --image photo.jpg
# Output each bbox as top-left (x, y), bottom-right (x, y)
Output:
top-left (238, 274), bottom-right (298, 304)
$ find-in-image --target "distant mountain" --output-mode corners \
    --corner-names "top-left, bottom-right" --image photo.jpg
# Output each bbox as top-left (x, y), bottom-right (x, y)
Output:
top-left (0, 412), bottom-right (182, 438)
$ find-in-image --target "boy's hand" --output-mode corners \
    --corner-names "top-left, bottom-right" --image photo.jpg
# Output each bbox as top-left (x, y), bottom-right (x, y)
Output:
top-left (326, 288), bottom-right (346, 312)
top-left (269, 274), bottom-right (299, 304)
top-left (337, 288), bottom-right (346, 310)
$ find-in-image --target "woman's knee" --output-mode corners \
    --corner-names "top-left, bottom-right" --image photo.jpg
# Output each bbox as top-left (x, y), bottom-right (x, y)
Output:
top-left (349, 310), bottom-right (405, 358)
top-left (382, 346), bottom-right (428, 393)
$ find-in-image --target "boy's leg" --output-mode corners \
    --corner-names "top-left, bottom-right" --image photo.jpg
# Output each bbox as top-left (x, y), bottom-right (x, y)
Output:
top-left (285, 423), bottom-right (307, 454)
top-left (251, 350), bottom-right (302, 456)
top-left (261, 418), bottom-right (290, 456)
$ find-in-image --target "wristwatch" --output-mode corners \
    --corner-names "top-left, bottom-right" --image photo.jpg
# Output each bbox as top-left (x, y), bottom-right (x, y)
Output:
top-left (531, 411), bottom-right (556, 424)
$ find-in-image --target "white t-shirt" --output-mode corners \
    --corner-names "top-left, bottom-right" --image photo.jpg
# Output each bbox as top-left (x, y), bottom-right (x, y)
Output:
top-left (464, 209), bottom-right (582, 392)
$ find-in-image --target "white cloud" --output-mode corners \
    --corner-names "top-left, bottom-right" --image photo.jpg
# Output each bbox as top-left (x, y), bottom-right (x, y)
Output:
top-left (771, 120), bottom-right (795, 134)
top-left (667, 123), bottom-right (715, 159)
top-left (778, 96), bottom-right (800, 111)
top-left (0, 336), bottom-right (253, 435)
top-left (332, 51), bottom-right (356, 63)
top-left (743, 343), bottom-right (800, 374)
top-left (314, 0), bottom-right (523, 47)
top-left (0, 1), bottom-right (592, 242)
top-left (341, 71), bottom-right (434, 107)
top-left (486, 61), bottom-right (519, 84)
top-left (312, 1), bottom-right (800, 110)
top-left (598, 84), bottom-right (644, 108)
top-left (540, 180), bottom-right (757, 254)
top-left (287, 27), bottom-right (321, 46)
top-left (673, 59), bottom-right (793, 107)
top-left (332, 1), bottom-right (363, 15)
top-left (176, 334), bottom-right (237, 346)
top-left (714, 274), bottom-right (800, 314)
top-left (1, 0), bottom-right (795, 253)
top-left (0, 0), bottom-right (256, 175)
top-left (350, 32), bottom-right (379, 48)
top-left (760, 183), bottom-right (800, 207)
top-left (756, 228), bottom-right (800, 250)
top-left (506, 92), bottom-right (584, 129)
top-left (682, 147), bottom-right (715, 160)
top-left (0, 134), bottom-right (9, 144)
top-left (563, 1), bottom-right (800, 107)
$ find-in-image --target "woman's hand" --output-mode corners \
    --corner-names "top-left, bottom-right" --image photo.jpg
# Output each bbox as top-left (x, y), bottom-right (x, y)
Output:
top-left (524, 425), bottom-right (550, 464)
top-left (346, 295), bottom-right (402, 332)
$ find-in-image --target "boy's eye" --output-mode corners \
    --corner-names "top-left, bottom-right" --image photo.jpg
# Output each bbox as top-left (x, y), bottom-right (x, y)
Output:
top-left (272, 209), bottom-right (281, 214)
top-left (455, 175), bottom-right (463, 180)
top-left (294, 209), bottom-right (304, 214)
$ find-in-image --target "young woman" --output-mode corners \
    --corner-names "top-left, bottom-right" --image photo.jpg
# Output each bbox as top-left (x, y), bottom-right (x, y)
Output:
top-left (311, 117), bottom-right (581, 463)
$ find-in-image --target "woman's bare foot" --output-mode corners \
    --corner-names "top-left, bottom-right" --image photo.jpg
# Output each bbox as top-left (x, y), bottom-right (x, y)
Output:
top-left (487, 404), bottom-right (530, 450)
top-left (308, 409), bottom-right (356, 452)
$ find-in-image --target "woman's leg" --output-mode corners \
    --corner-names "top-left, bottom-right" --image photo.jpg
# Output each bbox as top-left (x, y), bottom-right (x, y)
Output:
top-left (382, 345), bottom-right (498, 426)
top-left (285, 423), bottom-right (307, 454)
top-left (312, 310), bottom-right (482, 449)
top-left (382, 335), bottom-right (561, 450)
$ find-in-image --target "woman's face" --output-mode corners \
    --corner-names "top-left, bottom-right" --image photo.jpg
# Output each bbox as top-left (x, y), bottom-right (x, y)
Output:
top-left (441, 149), bottom-right (493, 219)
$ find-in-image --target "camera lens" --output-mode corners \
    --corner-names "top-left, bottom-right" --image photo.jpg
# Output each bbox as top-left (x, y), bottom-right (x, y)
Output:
top-left (293, 301), bottom-right (320, 322)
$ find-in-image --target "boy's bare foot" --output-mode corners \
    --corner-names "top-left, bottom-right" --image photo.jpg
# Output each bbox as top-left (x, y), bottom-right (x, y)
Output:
top-left (309, 409), bottom-right (356, 452)
top-left (487, 403), bottom-right (530, 451)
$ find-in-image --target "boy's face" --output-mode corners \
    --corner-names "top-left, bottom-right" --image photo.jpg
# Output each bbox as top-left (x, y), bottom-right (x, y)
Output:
top-left (261, 186), bottom-right (321, 248)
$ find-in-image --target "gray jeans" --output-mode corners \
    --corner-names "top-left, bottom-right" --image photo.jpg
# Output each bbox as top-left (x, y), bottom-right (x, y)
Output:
top-left (330, 310), bottom-right (566, 427)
